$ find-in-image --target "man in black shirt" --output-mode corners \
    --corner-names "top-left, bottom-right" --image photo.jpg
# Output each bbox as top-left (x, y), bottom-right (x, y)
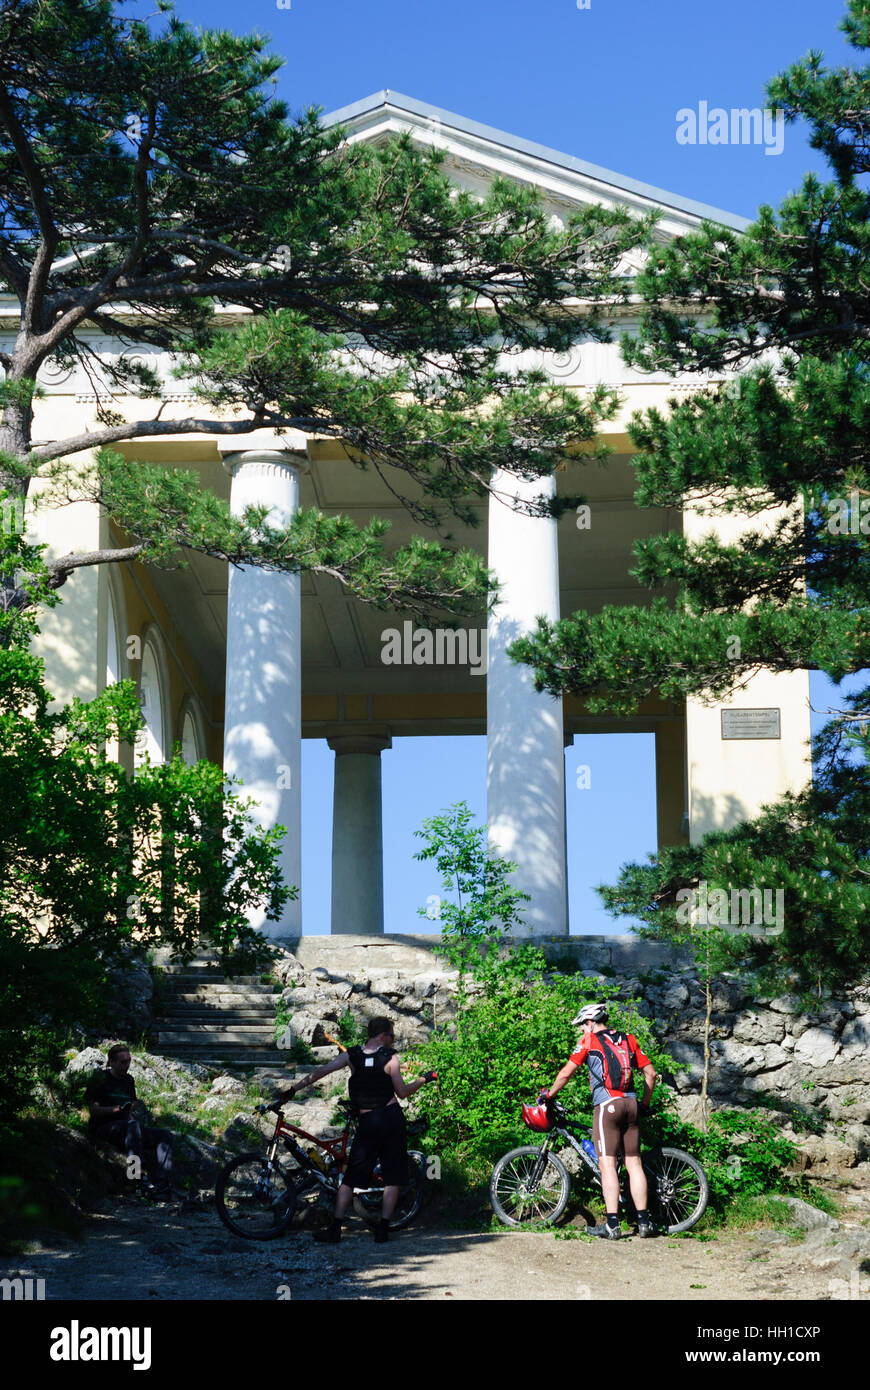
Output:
top-left (86, 1044), bottom-right (175, 1198)
top-left (280, 1016), bottom-right (435, 1243)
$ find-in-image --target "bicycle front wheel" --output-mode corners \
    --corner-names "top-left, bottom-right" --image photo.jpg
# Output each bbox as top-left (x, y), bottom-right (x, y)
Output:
top-left (352, 1150), bottom-right (425, 1230)
top-left (642, 1147), bottom-right (709, 1233)
top-left (489, 1146), bottom-right (571, 1228)
top-left (214, 1154), bottom-right (296, 1240)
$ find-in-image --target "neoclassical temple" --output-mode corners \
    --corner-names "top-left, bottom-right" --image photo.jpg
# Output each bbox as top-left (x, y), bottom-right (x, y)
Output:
top-left (21, 92), bottom-right (811, 937)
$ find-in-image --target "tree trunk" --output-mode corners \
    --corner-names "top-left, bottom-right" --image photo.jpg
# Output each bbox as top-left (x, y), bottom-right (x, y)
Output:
top-left (0, 391), bottom-right (35, 496)
top-left (699, 954), bottom-right (712, 1133)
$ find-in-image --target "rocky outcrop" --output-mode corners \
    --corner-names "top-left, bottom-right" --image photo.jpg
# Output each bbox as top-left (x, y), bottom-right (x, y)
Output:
top-left (265, 935), bottom-right (870, 1172)
top-left (84, 934), bottom-right (869, 1177)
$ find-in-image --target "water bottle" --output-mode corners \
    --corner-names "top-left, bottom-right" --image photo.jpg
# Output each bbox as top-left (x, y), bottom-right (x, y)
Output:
top-left (581, 1137), bottom-right (598, 1166)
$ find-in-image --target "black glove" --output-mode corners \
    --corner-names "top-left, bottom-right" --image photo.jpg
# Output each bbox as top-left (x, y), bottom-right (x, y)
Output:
top-left (637, 1102), bottom-right (651, 1119)
top-left (536, 1090), bottom-right (551, 1106)
top-left (421, 1070), bottom-right (438, 1083)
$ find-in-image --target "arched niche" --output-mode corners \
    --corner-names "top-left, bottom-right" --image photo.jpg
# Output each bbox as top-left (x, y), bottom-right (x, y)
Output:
top-left (179, 701), bottom-right (204, 765)
top-left (135, 630), bottom-right (169, 768)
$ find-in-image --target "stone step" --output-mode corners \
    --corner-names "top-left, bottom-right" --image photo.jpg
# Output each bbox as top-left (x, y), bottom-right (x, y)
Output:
top-left (156, 1050), bottom-right (291, 1061)
top-left (162, 1000), bottom-right (276, 1012)
top-left (162, 975), bottom-right (227, 987)
top-left (164, 993), bottom-right (278, 1008)
top-left (154, 1027), bottom-right (278, 1044)
top-left (162, 1002), bottom-right (277, 1011)
top-left (163, 984), bottom-right (276, 995)
top-left (155, 1021), bottom-right (278, 1033)
top-left (151, 947), bottom-right (287, 1066)
top-left (159, 962), bottom-right (222, 974)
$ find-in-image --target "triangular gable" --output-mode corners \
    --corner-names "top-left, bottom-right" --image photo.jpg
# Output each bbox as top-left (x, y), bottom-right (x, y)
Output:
top-left (323, 90), bottom-right (749, 242)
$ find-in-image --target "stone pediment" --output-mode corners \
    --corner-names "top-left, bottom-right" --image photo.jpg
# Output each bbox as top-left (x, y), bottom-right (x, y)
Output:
top-left (324, 90), bottom-right (749, 242)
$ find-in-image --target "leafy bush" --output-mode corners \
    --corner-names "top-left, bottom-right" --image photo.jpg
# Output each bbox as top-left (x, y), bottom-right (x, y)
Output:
top-left (336, 1010), bottom-right (366, 1048)
top-left (413, 800), bottom-right (529, 979)
top-left (413, 968), bottom-right (672, 1168)
top-left (409, 802), bottom-right (806, 1217)
top-left (645, 1106), bottom-right (801, 1212)
top-left (0, 513), bottom-right (291, 1122)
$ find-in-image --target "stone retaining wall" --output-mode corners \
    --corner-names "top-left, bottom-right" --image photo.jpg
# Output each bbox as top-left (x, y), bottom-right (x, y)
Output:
top-left (107, 935), bottom-right (870, 1170)
top-left (270, 935), bottom-right (870, 1170)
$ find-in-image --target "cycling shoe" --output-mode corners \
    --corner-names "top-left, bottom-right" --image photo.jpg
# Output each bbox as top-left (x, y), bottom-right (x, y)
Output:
top-left (586, 1223), bottom-right (622, 1240)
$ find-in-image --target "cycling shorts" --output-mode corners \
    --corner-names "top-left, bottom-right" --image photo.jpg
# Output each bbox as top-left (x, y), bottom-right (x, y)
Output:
top-left (593, 1095), bottom-right (640, 1159)
top-left (343, 1102), bottom-right (409, 1188)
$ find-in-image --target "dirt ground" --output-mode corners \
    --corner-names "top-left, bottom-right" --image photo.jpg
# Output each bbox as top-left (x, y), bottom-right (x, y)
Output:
top-left (7, 1176), bottom-right (870, 1302)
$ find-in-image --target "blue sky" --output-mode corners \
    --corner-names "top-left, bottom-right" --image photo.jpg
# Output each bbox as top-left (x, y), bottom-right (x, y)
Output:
top-left (155, 0), bottom-right (857, 933)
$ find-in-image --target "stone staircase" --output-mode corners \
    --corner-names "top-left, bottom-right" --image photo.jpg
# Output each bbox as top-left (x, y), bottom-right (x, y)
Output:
top-left (151, 952), bottom-right (288, 1068)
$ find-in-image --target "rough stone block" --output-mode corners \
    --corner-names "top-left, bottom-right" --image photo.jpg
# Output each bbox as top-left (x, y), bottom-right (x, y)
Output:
top-left (840, 1016), bottom-right (870, 1055)
top-left (768, 994), bottom-right (802, 1015)
top-left (209, 1074), bottom-right (246, 1096)
top-left (793, 1027), bottom-right (841, 1069)
top-left (732, 1011), bottom-right (786, 1045)
top-left (63, 1047), bottom-right (106, 1076)
top-left (289, 1011), bottom-right (328, 1047)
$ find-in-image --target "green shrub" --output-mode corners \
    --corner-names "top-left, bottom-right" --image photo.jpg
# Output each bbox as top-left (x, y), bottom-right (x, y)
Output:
top-left (336, 1010), bottom-right (366, 1048)
top-left (413, 970), bottom-right (673, 1168)
top-left (642, 1105), bottom-right (809, 1215)
top-left (409, 801), bottom-right (804, 1219)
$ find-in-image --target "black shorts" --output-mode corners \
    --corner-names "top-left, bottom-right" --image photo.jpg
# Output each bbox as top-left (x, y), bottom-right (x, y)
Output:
top-left (343, 1103), bottom-right (408, 1189)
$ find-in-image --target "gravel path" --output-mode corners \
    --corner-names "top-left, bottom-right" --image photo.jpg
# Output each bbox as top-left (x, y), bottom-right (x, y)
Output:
top-left (8, 1183), bottom-right (870, 1302)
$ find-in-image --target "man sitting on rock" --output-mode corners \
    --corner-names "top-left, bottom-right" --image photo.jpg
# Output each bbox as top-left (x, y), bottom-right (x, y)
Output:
top-left (86, 1044), bottom-right (175, 1200)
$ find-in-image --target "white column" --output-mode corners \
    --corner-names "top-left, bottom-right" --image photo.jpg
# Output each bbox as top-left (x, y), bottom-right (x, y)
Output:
top-left (218, 435), bottom-right (309, 938)
top-left (487, 471), bottom-right (568, 936)
top-left (327, 732), bottom-right (391, 935)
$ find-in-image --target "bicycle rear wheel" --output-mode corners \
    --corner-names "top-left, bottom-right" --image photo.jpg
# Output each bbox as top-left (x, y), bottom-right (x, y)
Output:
top-left (489, 1146), bottom-right (571, 1228)
top-left (639, 1147), bottom-right (709, 1233)
top-left (352, 1150), bottom-right (425, 1229)
top-left (214, 1154), bottom-right (297, 1240)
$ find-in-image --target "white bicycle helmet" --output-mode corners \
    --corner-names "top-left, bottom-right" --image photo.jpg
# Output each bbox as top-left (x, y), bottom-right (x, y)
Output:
top-left (572, 1002), bottom-right (608, 1026)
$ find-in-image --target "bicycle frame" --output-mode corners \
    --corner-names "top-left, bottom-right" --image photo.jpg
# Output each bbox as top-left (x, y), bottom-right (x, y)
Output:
top-left (533, 1113), bottom-right (646, 1197)
top-left (537, 1124), bottom-right (603, 1184)
top-left (265, 1111), bottom-right (351, 1193)
top-left (491, 1103), bottom-right (709, 1232)
top-left (265, 1106), bottom-right (417, 1198)
top-left (530, 1115), bottom-right (683, 1214)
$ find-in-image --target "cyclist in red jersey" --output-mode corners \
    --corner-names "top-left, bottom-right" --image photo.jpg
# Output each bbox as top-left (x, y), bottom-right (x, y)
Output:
top-left (538, 1002), bottom-right (657, 1239)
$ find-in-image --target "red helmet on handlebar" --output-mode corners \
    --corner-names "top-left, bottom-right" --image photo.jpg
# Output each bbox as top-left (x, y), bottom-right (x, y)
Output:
top-left (521, 1102), bottom-right (554, 1132)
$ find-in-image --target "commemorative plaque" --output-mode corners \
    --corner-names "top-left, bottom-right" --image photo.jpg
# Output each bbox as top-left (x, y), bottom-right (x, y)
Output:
top-left (720, 708), bottom-right (781, 740)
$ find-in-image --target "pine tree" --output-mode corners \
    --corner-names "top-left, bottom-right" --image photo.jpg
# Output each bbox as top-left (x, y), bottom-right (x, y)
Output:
top-left (0, 0), bottom-right (646, 632)
top-left (596, 700), bottom-right (870, 995)
top-left (512, 1), bottom-right (870, 991)
top-left (513, 0), bottom-right (870, 711)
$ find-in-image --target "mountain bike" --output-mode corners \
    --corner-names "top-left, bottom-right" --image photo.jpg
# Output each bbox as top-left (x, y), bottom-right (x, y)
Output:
top-left (214, 1099), bottom-right (427, 1240)
top-left (490, 1099), bottom-right (709, 1234)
